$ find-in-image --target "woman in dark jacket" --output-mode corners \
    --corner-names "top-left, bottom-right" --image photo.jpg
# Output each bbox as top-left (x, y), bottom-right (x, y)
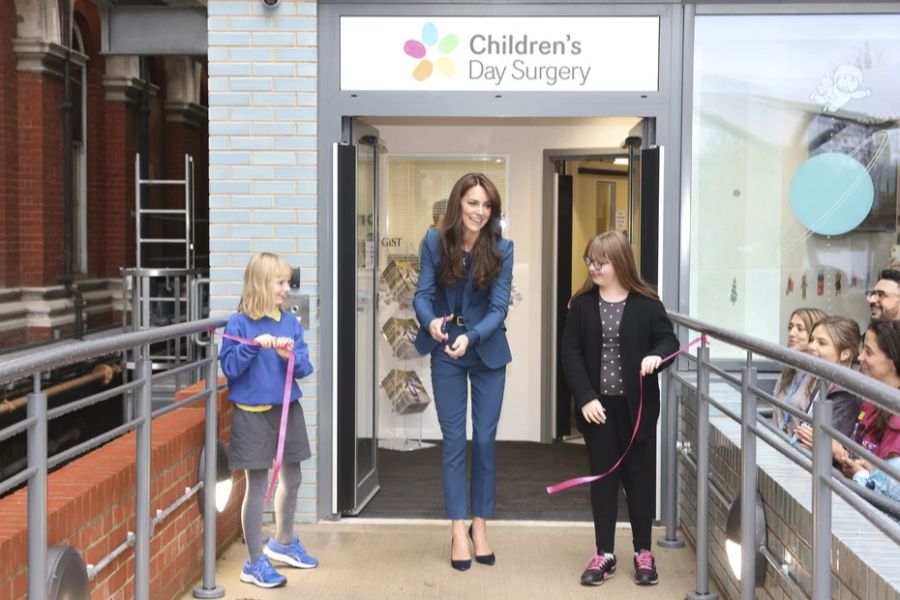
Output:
top-left (561, 231), bottom-right (678, 588)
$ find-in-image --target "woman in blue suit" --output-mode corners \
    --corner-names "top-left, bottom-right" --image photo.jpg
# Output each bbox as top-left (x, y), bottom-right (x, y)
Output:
top-left (414, 172), bottom-right (514, 571)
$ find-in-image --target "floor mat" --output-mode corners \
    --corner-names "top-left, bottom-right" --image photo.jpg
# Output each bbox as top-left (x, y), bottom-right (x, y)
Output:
top-left (359, 440), bottom-right (630, 521)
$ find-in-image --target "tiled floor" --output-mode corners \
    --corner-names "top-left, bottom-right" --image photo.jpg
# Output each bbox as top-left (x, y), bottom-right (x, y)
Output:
top-left (180, 521), bottom-right (714, 599)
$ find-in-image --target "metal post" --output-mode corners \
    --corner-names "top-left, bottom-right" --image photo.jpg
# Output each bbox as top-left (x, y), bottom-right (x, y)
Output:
top-left (174, 275), bottom-right (182, 388)
top-left (687, 344), bottom-right (718, 600)
top-left (27, 374), bottom-right (48, 600)
top-left (142, 274), bottom-right (151, 332)
top-left (184, 154), bottom-right (192, 269)
top-left (811, 386), bottom-right (833, 600)
top-left (194, 341), bottom-right (225, 598)
top-left (659, 369), bottom-right (684, 548)
top-left (134, 344), bottom-right (152, 600)
top-left (740, 364), bottom-right (758, 599)
top-left (135, 153), bottom-right (142, 270)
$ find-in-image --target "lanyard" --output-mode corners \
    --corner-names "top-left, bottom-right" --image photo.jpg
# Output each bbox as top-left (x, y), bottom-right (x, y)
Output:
top-left (546, 335), bottom-right (708, 494)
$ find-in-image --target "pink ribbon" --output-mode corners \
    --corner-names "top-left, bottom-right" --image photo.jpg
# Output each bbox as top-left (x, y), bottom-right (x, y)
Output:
top-left (546, 335), bottom-right (707, 495)
top-left (216, 331), bottom-right (295, 505)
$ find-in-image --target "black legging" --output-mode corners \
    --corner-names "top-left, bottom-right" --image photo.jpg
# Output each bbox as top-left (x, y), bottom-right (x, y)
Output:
top-left (578, 395), bottom-right (656, 554)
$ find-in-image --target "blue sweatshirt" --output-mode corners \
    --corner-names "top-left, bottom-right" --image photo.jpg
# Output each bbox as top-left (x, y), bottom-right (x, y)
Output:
top-left (219, 312), bottom-right (314, 406)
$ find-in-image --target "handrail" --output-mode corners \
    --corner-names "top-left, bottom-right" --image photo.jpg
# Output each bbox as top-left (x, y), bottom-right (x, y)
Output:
top-left (669, 311), bottom-right (900, 414)
top-left (0, 318), bottom-right (226, 386)
top-left (662, 312), bottom-right (900, 600)
top-left (0, 318), bottom-right (228, 600)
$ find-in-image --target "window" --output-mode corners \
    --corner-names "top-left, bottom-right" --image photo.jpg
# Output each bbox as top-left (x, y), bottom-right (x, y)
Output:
top-left (690, 14), bottom-right (900, 357)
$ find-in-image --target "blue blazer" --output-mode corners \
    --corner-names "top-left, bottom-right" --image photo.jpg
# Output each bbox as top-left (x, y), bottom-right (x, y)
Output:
top-left (413, 227), bottom-right (514, 370)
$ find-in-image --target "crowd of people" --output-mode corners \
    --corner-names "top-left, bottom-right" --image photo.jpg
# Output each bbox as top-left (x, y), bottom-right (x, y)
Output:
top-left (770, 268), bottom-right (900, 509)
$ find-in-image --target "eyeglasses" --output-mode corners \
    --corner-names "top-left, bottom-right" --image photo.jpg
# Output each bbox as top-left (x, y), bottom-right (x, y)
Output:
top-left (866, 289), bottom-right (896, 300)
top-left (584, 257), bottom-right (610, 270)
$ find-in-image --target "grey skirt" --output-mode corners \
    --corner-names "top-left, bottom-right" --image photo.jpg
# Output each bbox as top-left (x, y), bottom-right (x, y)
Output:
top-left (229, 400), bottom-right (311, 471)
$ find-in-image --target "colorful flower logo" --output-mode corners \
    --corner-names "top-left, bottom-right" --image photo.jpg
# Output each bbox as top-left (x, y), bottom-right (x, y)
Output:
top-left (403, 22), bottom-right (458, 82)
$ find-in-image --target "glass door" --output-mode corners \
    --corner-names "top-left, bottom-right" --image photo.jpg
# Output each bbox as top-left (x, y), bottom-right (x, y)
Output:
top-left (336, 119), bottom-right (381, 515)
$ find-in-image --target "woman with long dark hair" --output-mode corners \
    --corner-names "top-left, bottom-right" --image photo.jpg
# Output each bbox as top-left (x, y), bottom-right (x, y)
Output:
top-left (839, 320), bottom-right (900, 472)
top-left (560, 231), bottom-right (678, 587)
top-left (413, 172), bottom-right (514, 571)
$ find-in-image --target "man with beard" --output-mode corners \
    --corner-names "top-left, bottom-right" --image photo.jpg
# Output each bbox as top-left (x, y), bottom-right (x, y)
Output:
top-left (867, 268), bottom-right (900, 321)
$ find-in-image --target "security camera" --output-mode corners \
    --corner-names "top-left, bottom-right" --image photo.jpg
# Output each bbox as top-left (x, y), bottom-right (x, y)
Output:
top-left (261, 0), bottom-right (281, 7)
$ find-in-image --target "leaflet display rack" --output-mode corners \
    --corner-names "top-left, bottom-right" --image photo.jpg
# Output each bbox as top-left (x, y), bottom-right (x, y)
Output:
top-left (377, 253), bottom-right (435, 451)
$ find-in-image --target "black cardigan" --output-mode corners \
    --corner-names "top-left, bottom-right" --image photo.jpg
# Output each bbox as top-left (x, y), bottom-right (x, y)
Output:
top-left (561, 288), bottom-right (679, 441)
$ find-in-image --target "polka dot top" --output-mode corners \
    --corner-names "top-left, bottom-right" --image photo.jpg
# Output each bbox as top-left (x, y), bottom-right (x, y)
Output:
top-left (599, 297), bottom-right (626, 396)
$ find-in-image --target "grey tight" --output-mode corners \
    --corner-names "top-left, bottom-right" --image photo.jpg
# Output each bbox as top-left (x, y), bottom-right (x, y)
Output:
top-left (242, 463), bottom-right (303, 561)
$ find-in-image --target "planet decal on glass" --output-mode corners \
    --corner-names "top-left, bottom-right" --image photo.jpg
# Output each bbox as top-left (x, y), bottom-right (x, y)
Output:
top-left (789, 152), bottom-right (874, 236)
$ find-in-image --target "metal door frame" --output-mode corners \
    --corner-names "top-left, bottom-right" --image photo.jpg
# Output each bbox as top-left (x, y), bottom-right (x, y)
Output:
top-left (317, 2), bottom-right (685, 519)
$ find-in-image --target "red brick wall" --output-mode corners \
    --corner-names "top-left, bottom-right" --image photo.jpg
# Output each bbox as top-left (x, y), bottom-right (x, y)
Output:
top-left (17, 72), bottom-right (65, 286)
top-left (0, 380), bottom-right (242, 600)
top-left (99, 101), bottom-right (138, 278)
top-left (0, 0), bottom-right (18, 287)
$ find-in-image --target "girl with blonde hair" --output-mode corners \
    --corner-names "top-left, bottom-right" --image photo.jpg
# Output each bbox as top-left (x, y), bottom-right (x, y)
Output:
top-left (220, 252), bottom-right (318, 588)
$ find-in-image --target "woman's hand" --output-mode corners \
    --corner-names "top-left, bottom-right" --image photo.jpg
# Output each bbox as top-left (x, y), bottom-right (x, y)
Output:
top-left (581, 399), bottom-right (607, 425)
top-left (832, 439), bottom-right (849, 463)
top-left (793, 424), bottom-right (814, 449)
top-left (445, 334), bottom-right (469, 359)
top-left (841, 457), bottom-right (867, 478)
top-left (429, 316), bottom-right (451, 343)
top-left (253, 334), bottom-right (275, 349)
top-left (640, 355), bottom-right (663, 376)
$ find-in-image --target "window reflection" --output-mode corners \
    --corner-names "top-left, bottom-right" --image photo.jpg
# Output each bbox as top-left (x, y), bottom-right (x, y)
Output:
top-left (691, 15), bottom-right (900, 357)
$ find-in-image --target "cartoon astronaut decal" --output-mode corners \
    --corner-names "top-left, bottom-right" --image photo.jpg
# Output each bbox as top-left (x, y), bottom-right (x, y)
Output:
top-left (810, 65), bottom-right (871, 112)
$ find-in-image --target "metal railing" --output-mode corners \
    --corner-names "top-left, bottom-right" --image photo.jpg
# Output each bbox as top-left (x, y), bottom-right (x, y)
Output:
top-left (0, 318), bottom-right (228, 600)
top-left (659, 312), bottom-right (900, 600)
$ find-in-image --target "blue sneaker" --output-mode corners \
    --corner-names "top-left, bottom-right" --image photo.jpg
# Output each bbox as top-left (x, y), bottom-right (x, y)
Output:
top-left (240, 555), bottom-right (287, 588)
top-left (264, 536), bottom-right (319, 569)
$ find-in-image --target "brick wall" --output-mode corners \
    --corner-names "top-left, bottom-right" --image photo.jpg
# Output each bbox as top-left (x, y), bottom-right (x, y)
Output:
top-left (207, 0), bottom-right (319, 521)
top-left (17, 71), bottom-right (65, 287)
top-left (0, 380), bottom-right (242, 600)
top-left (99, 98), bottom-right (138, 278)
top-left (0, 0), bottom-right (16, 287)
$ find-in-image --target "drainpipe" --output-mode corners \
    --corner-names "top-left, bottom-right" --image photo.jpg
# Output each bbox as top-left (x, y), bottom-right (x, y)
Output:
top-left (60, 0), bottom-right (85, 339)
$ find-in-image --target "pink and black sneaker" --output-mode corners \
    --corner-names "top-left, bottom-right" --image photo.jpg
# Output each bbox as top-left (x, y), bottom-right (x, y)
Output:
top-left (633, 549), bottom-right (659, 585)
top-left (580, 549), bottom-right (617, 586)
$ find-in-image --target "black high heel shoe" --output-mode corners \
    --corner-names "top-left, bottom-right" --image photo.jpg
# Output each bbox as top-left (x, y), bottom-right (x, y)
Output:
top-left (468, 524), bottom-right (496, 565)
top-left (450, 536), bottom-right (471, 571)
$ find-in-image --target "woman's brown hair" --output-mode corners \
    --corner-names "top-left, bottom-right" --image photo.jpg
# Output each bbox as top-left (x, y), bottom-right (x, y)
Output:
top-left (571, 231), bottom-right (658, 302)
top-left (777, 307), bottom-right (827, 394)
top-left (437, 172), bottom-right (503, 290)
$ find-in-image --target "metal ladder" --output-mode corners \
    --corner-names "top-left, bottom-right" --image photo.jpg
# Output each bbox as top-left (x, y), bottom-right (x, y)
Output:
top-left (134, 152), bottom-right (195, 273)
top-left (122, 153), bottom-right (204, 410)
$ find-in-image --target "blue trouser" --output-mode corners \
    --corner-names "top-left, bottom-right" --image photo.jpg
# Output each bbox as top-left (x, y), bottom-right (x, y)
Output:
top-left (430, 341), bottom-right (506, 520)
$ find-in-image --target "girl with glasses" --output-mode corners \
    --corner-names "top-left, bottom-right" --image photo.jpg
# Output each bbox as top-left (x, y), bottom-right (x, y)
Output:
top-left (561, 231), bottom-right (678, 587)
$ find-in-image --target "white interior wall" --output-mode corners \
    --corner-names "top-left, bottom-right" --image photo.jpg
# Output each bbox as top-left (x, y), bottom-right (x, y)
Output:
top-left (368, 117), bottom-right (640, 442)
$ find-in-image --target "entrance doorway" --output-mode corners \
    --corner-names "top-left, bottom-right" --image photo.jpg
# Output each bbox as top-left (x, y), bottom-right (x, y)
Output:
top-left (549, 128), bottom-right (661, 440)
top-left (334, 116), bottom-right (662, 519)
